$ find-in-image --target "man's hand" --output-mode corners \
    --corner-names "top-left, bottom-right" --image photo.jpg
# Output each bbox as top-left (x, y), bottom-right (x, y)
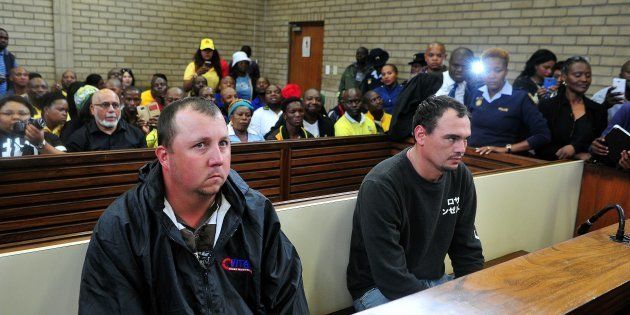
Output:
top-left (590, 137), bottom-right (608, 156)
top-left (475, 146), bottom-right (507, 155)
top-left (619, 150), bottom-right (630, 170)
top-left (24, 124), bottom-right (45, 147)
top-left (137, 118), bottom-right (150, 135)
top-left (604, 86), bottom-right (625, 105)
top-left (555, 144), bottom-right (576, 160)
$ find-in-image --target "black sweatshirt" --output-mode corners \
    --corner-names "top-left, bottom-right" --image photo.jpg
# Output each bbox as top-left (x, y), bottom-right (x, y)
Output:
top-left (346, 148), bottom-right (484, 300)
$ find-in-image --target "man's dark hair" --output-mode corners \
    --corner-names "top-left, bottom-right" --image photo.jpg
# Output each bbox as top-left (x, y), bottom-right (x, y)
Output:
top-left (0, 95), bottom-right (35, 116)
top-left (157, 97), bottom-right (222, 148)
top-left (41, 91), bottom-right (67, 109)
top-left (28, 72), bottom-right (42, 80)
top-left (241, 45), bottom-right (252, 57)
top-left (85, 74), bottom-right (103, 87)
top-left (412, 95), bottom-right (470, 134)
top-left (123, 85), bottom-right (141, 95)
top-left (281, 96), bottom-right (303, 112)
top-left (152, 73), bottom-right (168, 83)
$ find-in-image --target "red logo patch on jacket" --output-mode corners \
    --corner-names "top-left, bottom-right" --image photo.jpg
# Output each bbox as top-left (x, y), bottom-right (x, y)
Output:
top-left (221, 257), bottom-right (253, 274)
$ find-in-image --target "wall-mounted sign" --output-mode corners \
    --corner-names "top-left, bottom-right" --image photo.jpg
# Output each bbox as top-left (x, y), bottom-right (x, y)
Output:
top-left (302, 36), bottom-right (311, 58)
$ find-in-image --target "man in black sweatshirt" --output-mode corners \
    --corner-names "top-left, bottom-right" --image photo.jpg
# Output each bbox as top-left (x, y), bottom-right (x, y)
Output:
top-left (347, 95), bottom-right (484, 311)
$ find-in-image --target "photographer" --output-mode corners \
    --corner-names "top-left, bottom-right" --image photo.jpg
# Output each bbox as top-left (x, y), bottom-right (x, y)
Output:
top-left (0, 95), bottom-right (64, 157)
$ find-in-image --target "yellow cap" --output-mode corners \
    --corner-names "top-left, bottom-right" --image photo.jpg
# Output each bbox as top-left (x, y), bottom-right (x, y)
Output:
top-left (199, 38), bottom-right (215, 50)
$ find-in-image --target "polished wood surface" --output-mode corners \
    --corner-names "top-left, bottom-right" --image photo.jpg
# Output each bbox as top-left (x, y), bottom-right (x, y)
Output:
top-left (0, 135), bottom-right (549, 248)
top-left (576, 162), bottom-right (630, 234)
top-left (359, 224), bottom-right (630, 314)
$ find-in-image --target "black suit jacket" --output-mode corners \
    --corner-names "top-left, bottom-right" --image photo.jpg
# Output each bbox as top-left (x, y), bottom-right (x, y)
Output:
top-left (390, 73), bottom-right (477, 140)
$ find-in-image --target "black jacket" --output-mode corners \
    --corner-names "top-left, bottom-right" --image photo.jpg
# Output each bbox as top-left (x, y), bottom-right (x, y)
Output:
top-left (79, 161), bottom-right (309, 314)
top-left (390, 72), bottom-right (477, 140)
top-left (2, 50), bottom-right (17, 91)
top-left (536, 92), bottom-right (607, 160)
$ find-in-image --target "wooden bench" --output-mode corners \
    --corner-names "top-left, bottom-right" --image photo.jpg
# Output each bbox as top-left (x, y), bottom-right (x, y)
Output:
top-left (0, 135), bottom-right (548, 248)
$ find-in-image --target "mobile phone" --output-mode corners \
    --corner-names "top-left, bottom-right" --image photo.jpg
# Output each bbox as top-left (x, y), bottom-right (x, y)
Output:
top-left (147, 103), bottom-right (161, 118)
top-left (204, 61), bottom-right (212, 67)
top-left (612, 78), bottom-right (626, 96)
top-left (543, 77), bottom-right (557, 89)
top-left (137, 106), bottom-right (151, 122)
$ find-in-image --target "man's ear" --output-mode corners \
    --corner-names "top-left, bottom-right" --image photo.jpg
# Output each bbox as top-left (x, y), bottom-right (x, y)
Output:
top-left (413, 124), bottom-right (427, 146)
top-left (155, 145), bottom-right (169, 170)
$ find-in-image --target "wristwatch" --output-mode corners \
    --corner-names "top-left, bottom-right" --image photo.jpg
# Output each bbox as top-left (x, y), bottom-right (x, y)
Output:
top-left (505, 144), bottom-right (512, 154)
top-left (34, 139), bottom-right (46, 150)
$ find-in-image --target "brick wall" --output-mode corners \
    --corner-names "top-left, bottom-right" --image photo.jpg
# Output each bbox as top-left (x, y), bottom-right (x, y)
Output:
top-left (2, 0), bottom-right (629, 95)
top-left (2, 0), bottom-right (264, 89)
top-left (262, 0), bottom-right (630, 99)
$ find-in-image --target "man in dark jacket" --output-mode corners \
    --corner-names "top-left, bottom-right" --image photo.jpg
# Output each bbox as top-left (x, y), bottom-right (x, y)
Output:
top-left (390, 47), bottom-right (477, 140)
top-left (79, 98), bottom-right (309, 314)
top-left (0, 27), bottom-right (18, 97)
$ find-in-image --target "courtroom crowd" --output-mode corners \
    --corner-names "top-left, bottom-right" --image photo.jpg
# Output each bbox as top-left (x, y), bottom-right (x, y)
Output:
top-left (1, 26), bottom-right (628, 168)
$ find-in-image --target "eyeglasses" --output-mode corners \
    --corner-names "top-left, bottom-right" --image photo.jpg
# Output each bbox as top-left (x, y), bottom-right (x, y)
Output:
top-left (0, 111), bottom-right (30, 117)
top-left (93, 102), bottom-right (121, 110)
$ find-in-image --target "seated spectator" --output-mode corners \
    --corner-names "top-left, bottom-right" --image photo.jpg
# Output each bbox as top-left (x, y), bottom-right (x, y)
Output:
top-left (104, 78), bottom-right (122, 97)
top-left (593, 102), bottom-right (630, 169)
top-left (220, 87), bottom-right (237, 110)
top-left (327, 101), bottom-right (345, 124)
top-left (119, 68), bottom-right (135, 90)
top-left (265, 97), bottom-right (312, 140)
top-left (140, 74), bottom-right (168, 109)
top-left (240, 45), bottom-right (261, 79)
top-left (537, 56), bottom-right (606, 161)
top-left (364, 90), bottom-right (391, 132)
top-left (468, 48), bottom-right (550, 155)
top-left (408, 52), bottom-right (427, 79)
top-left (392, 47), bottom-right (477, 140)
top-left (301, 88), bottom-right (334, 137)
top-left (107, 68), bottom-right (121, 80)
top-left (24, 76), bottom-right (49, 118)
top-left (374, 64), bottom-right (402, 114)
top-left (40, 92), bottom-right (68, 151)
top-left (1, 95), bottom-right (63, 156)
top-left (339, 47), bottom-right (369, 97)
top-left (74, 84), bottom-right (99, 112)
top-left (423, 42), bottom-right (447, 73)
top-left (85, 73), bottom-right (105, 89)
top-left (214, 76), bottom-right (235, 108)
top-left (334, 88), bottom-right (377, 136)
top-left (513, 49), bottom-right (557, 105)
top-left (121, 86), bottom-right (142, 127)
top-left (183, 38), bottom-right (223, 91)
top-left (250, 84), bottom-right (282, 136)
top-left (165, 87), bottom-right (185, 106)
top-left (227, 99), bottom-right (264, 143)
top-left (230, 51), bottom-right (257, 100)
top-left (7, 66), bottom-right (29, 96)
top-left (252, 77), bottom-right (269, 110)
top-left (61, 88), bottom-right (96, 143)
top-left (199, 86), bottom-right (215, 103)
top-left (65, 89), bottom-right (146, 152)
top-left (361, 48), bottom-right (389, 92)
top-left (591, 60), bottom-right (630, 121)
top-left (189, 76), bottom-right (208, 97)
top-left (58, 69), bottom-right (77, 97)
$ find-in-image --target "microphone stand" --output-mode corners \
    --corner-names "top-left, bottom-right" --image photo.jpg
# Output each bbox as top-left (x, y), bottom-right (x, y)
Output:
top-left (576, 204), bottom-right (628, 243)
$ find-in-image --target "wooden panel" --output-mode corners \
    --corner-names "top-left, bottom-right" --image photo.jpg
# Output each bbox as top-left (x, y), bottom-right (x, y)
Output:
top-left (0, 210), bottom-right (103, 232)
top-left (291, 167), bottom-right (374, 184)
top-left (290, 175), bottom-right (365, 193)
top-left (291, 142), bottom-right (390, 158)
top-left (292, 158), bottom-right (385, 176)
top-left (292, 150), bottom-right (390, 167)
top-left (0, 198), bottom-right (113, 221)
top-left (575, 163), bottom-right (630, 234)
top-left (0, 173), bottom-right (139, 195)
top-left (358, 224), bottom-right (630, 314)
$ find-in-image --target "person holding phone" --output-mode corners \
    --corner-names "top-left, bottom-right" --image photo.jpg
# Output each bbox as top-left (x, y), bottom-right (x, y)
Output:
top-left (591, 60), bottom-right (630, 121)
top-left (536, 56), bottom-right (608, 161)
top-left (183, 38), bottom-right (224, 92)
top-left (513, 49), bottom-right (557, 105)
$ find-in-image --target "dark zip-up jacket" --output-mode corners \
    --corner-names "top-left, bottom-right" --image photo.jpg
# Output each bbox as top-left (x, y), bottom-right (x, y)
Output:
top-left (79, 160), bottom-right (309, 314)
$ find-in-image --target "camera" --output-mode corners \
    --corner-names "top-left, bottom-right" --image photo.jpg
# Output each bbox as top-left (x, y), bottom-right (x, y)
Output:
top-left (12, 118), bottom-right (46, 136)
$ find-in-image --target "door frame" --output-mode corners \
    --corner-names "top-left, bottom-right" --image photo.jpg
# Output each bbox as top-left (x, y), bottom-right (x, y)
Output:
top-left (287, 21), bottom-right (325, 86)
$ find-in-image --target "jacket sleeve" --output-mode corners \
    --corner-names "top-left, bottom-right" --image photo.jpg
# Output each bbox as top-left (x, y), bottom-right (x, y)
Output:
top-left (520, 94), bottom-right (551, 149)
top-left (448, 168), bottom-right (484, 277)
top-left (356, 179), bottom-right (424, 299)
top-left (78, 207), bottom-right (148, 315)
top-left (260, 200), bottom-right (310, 314)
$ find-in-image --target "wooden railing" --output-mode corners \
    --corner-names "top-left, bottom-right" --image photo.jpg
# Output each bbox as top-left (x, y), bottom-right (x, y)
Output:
top-left (0, 135), bottom-right (548, 248)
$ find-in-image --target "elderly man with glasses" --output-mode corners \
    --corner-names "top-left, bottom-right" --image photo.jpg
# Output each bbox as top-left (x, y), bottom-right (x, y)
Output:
top-left (65, 88), bottom-right (146, 152)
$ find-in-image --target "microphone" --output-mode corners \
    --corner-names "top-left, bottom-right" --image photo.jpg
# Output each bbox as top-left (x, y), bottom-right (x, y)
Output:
top-left (576, 204), bottom-right (627, 243)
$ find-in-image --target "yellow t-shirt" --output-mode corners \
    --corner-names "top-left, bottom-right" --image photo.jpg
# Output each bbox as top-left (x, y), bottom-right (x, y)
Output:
top-left (184, 62), bottom-right (220, 90)
top-left (365, 111), bottom-right (392, 132)
top-left (146, 129), bottom-right (158, 149)
top-left (140, 90), bottom-right (156, 106)
top-left (334, 113), bottom-right (378, 137)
